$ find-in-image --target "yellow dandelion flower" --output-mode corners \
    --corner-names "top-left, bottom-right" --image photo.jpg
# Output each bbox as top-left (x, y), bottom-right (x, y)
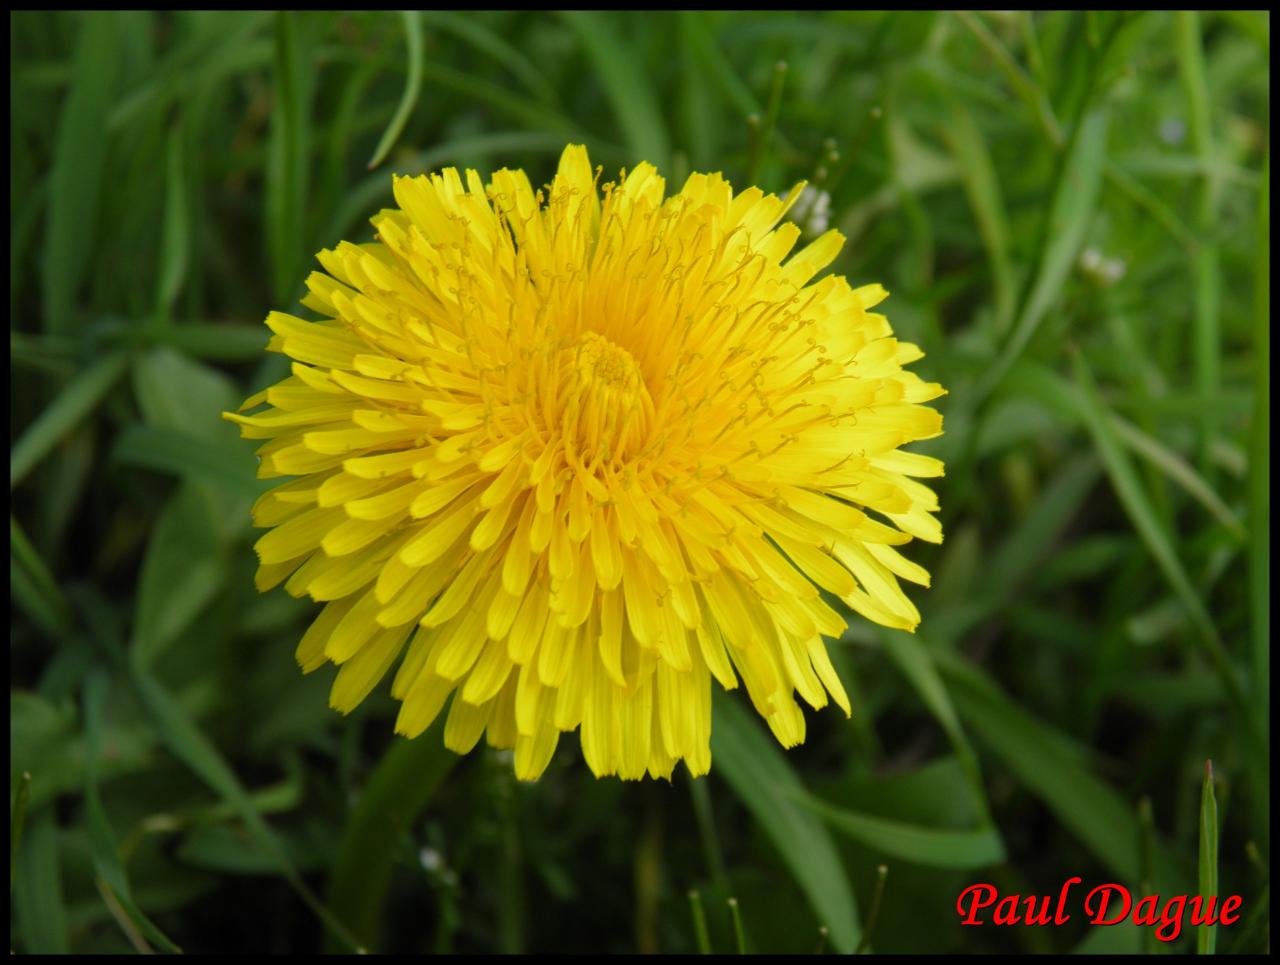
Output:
top-left (224, 144), bottom-right (945, 782)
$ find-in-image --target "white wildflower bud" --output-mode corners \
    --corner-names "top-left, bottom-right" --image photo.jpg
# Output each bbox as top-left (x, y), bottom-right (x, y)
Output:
top-left (791, 184), bottom-right (833, 238)
top-left (419, 847), bottom-right (444, 872)
top-left (1159, 118), bottom-right (1186, 146)
top-left (1080, 247), bottom-right (1126, 286)
top-left (1101, 258), bottom-right (1126, 284)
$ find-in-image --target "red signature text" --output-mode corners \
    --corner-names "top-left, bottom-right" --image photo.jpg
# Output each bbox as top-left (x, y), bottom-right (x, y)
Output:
top-left (957, 880), bottom-right (1242, 942)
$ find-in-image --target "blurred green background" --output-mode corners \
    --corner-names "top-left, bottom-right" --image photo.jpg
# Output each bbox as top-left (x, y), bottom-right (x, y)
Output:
top-left (9, 10), bottom-right (1270, 955)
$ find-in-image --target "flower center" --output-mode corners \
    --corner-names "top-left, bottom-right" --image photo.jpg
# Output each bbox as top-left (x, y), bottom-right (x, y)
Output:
top-left (558, 332), bottom-right (653, 467)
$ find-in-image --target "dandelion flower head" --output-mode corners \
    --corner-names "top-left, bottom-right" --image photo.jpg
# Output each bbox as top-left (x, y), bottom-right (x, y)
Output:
top-left (225, 145), bottom-right (945, 781)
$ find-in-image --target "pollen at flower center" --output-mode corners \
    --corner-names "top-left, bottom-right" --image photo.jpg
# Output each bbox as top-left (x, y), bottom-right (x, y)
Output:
top-left (557, 331), bottom-right (653, 465)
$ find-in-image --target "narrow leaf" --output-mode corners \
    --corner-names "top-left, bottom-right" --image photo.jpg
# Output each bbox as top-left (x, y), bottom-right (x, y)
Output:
top-left (1197, 760), bottom-right (1219, 955)
top-left (1248, 150), bottom-right (1269, 707)
top-left (978, 110), bottom-right (1109, 399)
top-left (13, 806), bottom-right (69, 953)
top-left (139, 323), bottom-right (269, 360)
top-left (935, 651), bottom-right (1189, 895)
top-left (710, 692), bottom-right (860, 953)
top-left (42, 12), bottom-right (118, 334)
top-left (796, 792), bottom-right (1005, 869)
top-left (10, 515), bottom-right (73, 638)
top-left (130, 482), bottom-right (228, 667)
top-left (325, 726), bottom-right (458, 952)
top-left (1072, 352), bottom-right (1262, 755)
top-left (112, 425), bottom-right (268, 500)
top-left (879, 629), bottom-right (989, 818)
top-left (267, 11), bottom-right (310, 304)
top-left (942, 104), bottom-right (1015, 331)
top-left (10, 352), bottom-right (128, 489)
top-left (562, 11), bottom-right (670, 167)
top-left (82, 671), bottom-right (181, 952)
top-left (154, 121), bottom-right (189, 324)
top-left (367, 11), bottom-right (423, 170)
top-left (129, 664), bottom-right (365, 952)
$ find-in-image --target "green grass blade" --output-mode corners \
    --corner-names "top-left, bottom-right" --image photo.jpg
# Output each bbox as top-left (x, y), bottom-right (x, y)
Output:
top-left (177, 824), bottom-right (319, 875)
top-left (13, 805), bottom-right (70, 952)
top-left (366, 11), bottom-right (423, 171)
top-left (727, 896), bottom-right (747, 953)
top-left (676, 14), bottom-right (719, 171)
top-left (10, 515), bottom-right (73, 639)
top-left (878, 630), bottom-right (989, 819)
top-left (1019, 12), bottom-right (1048, 89)
top-left (153, 121), bottom-right (189, 325)
top-left (267, 11), bottom-right (310, 304)
top-left (41, 12), bottom-right (118, 334)
top-left (1072, 352), bottom-right (1262, 755)
top-left (106, 12), bottom-right (273, 132)
top-left (1217, 10), bottom-right (1270, 51)
top-left (420, 11), bottom-right (557, 106)
top-left (135, 323), bottom-right (269, 360)
top-left (10, 770), bottom-right (32, 891)
top-left (1197, 760), bottom-right (1219, 954)
top-left (710, 691), bottom-right (860, 953)
top-left (1118, 152), bottom-right (1257, 186)
top-left (1174, 11), bottom-right (1217, 200)
top-left (128, 664), bottom-right (365, 951)
top-left (952, 11), bottom-right (1061, 147)
top-left (982, 453), bottom-right (1100, 599)
top-left (321, 56), bottom-right (379, 217)
top-left (562, 11), bottom-right (671, 168)
top-left (978, 110), bottom-right (1108, 401)
top-left (1006, 361), bottom-right (1243, 541)
top-left (324, 725), bottom-right (459, 952)
top-left (688, 889), bottom-right (712, 953)
top-left (679, 12), bottom-right (760, 120)
top-left (856, 865), bottom-right (888, 953)
top-left (935, 651), bottom-right (1188, 895)
top-left (746, 60), bottom-right (787, 185)
top-left (11, 173), bottom-right (48, 320)
top-left (132, 346), bottom-right (239, 440)
top-left (10, 351), bottom-right (129, 490)
top-left (413, 63), bottom-right (582, 145)
top-left (1110, 417), bottom-right (1243, 540)
top-left (1248, 150), bottom-right (1269, 709)
top-left (941, 104), bottom-right (1015, 332)
top-left (325, 131), bottom-right (567, 243)
top-left (1103, 160), bottom-right (1198, 253)
top-left (838, 140), bottom-right (959, 247)
top-left (1226, 882), bottom-right (1269, 954)
top-left (82, 670), bottom-right (182, 952)
top-left (926, 449), bottom-right (1100, 644)
top-left (129, 482), bottom-right (228, 667)
top-left (1176, 12), bottom-right (1223, 473)
top-left (1138, 796), bottom-right (1158, 954)
top-left (794, 793), bottom-right (1005, 869)
top-left (111, 425), bottom-right (268, 500)
top-left (687, 769), bottom-right (730, 899)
